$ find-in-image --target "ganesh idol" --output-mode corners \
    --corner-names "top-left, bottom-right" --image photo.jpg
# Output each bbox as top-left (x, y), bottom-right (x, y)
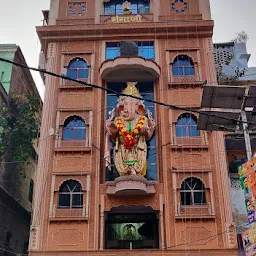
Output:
top-left (105, 82), bottom-right (155, 177)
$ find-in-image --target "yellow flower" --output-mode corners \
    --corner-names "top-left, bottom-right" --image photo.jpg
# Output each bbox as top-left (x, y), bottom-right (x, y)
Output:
top-left (137, 124), bottom-right (143, 128)
top-left (133, 129), bottom-right (138, 134)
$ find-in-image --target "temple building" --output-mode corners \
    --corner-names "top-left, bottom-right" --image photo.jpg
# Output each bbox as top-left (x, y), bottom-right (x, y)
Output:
top-left (30, 0), bottom-right (238, 255)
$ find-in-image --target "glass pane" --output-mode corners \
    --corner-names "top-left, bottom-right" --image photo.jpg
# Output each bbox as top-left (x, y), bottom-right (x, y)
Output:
top-left (176, 126), bottom-right (186, 137)
top-left (131, 3), bottom-right (138, 14)
top-left (189, 126), bottom-right (200, 137)
top-left (72, 194), bottom-right (83, 207)
top-left (115, 4), bottom-right (123, 14)
top-left (72, 183), bottom-right (82, 192)
top-left (184, 67), bottom-right (195, 76)
top-left (106, 45), bottom-right (120, 59)
top-left (177, 117), bottom-right (190, 125)
top-left (181, 192), bottom-right (192, 205)
top-left (138, 43), bottom-right (154, 60)
top-left (105, 6), bottom-right (115, 15)
top-left (173, 67), bottom-right (183, 76)
top-left (67, 69), bottom-right (77, 79)
top-left (147, 137), bottom-right (156, 147)
top-left (63, 129), bottom-right (74, 140)
top-left (75, 127), bottom-right (86, 140)
top-left (146, 164), bottom-right (157, 181)
top-left (181, 179), bottom-right (192, 190)
top-left (193, 179), bottom-right (204, 190)
top-left (194, 192), bottom-right (206, 204)
top-left (59, 194), bottom-right (70, 208)
top-left (78, 69), bottom-right (88, 79)
top-left (147, 148), bottom-right (156, 163)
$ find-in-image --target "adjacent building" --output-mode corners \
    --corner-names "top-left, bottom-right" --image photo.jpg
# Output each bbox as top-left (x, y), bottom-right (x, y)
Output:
top-left (30, 1), bottom-right (238, 255)
top-left (0, 44), bottom-right (41, 255)
top-left (214, 41), bottom-right (256, 82)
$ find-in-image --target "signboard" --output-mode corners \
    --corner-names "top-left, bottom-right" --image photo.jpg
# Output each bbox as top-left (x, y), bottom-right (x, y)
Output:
top-left (111, 15), bottom-right (142, 23)
top-left (238, 158), bottom-right (256, 224)
top-left (242, 225), bottom-right (256, 256)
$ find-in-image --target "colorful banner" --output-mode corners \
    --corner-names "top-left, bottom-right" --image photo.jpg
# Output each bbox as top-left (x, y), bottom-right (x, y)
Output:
top-left (242, 225), bottom-right (256, 256)
top-left (238, 158), bottom-right (256, 224)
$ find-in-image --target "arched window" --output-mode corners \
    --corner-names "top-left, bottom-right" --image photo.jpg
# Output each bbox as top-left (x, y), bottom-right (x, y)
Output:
top-left (66, 58), bottom-right (89, 79)
top-left (29, 179), bottom-right (34, 203)
top-left (180, 177), bottom-right (206, 206)
top-left (58, 180), bottom-right (83, 208)
top-left (176, 113), bottom-right (200, 137)
top-left (172, 55), bottom-right (195, 76)
top-left (62, 116), bottom-right (86, 140)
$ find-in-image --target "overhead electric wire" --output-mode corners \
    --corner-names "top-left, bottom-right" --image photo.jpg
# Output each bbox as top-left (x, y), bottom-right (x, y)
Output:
top-left (1, 57), bottom-right (256, 127)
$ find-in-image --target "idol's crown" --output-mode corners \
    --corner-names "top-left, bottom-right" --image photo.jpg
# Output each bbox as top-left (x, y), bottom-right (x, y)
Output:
top-left (122, 82), bottom-right (141, 99)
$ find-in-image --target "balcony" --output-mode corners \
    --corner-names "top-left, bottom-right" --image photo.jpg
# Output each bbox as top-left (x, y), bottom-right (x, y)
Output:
top-left (100, 56), bottom-right (160, 82)
top-left (106, 175), bottom-right (156, 196)
top-left (176, 203), bottom-right (215, 220)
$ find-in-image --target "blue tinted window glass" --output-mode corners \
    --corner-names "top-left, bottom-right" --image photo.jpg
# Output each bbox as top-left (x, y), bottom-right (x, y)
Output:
top-left (78, 69), bottom-right (88, 79)
top-left (106, 43), bottom-right (120, 59)
top-left (176, 126), bottom-right (187, 137)
top-left (146, 164), bottom-right (157, 180)
top-left (130, 3), bottom-right (138, 14)
top-left (63, 129), bottom-right (74, 140)
top-left (116, 4), bottom-right (123, 14)
top-left (67, 69), bottom-right (77, 79)
top-left (176, 115), bottom-right (199, 137)
top-left (67, 59), bottom-right (89, 79)
top-left (68, 59), bottom-right (88, 68)
top-left (104, 0), bottom-right (149, 15)
top-left (75, 128), bottom-right (86, 140)
top-left (189, 126), bottom-right (200, 137)
top-left (62, 117), bottom-right (86, 140)
top-left (138, 42), bottom-right (154, 60)
top-left (173, 67), bottom-right (183, 76)
top-left (184, 67), bottom-right (195, 76)
top-left (172, 55), bottom-right (194, 76)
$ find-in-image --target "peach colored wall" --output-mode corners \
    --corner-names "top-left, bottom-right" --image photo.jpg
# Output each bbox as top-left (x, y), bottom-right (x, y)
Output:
top-left (31, 0), bottom-right (237, 254)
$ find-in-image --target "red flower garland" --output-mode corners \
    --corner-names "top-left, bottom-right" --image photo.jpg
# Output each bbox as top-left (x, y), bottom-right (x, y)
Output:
top-left (115, 116), bottom-right (146, 150)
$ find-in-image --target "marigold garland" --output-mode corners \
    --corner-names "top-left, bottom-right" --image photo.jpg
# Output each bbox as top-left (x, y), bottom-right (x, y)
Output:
top-left (115, 116), bottom-right (146, 150)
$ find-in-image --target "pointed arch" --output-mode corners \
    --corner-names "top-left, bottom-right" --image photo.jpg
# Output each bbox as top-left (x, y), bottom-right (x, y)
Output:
top-left (176, 113), bottom-right (199, 137)
top-left (180, 177), bottom-right (206, 206)
top-left (66, 57), bottom-right (89, 79)
top-left (58, 179), bottom-right (83, 208)
top-left (172, 54), bottom-right (195, 76)
top-left (62, 115), bottom-right (86, 140)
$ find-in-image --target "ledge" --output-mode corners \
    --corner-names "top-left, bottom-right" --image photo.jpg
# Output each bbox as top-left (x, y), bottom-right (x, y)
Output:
top-left (55, 147), bottom-right (91, 152)
top-left (175, 215), bottom-right (215, 220)
top-left (100, 56), bottom-right (160, 82)
top-left (106, 175), bottom-right (156, 196)
top-left (170, 144), bottom-right (209, 150)
top-left (168, 80), bottom-right (207, 88)
top-left (59, 85), bottom-right (93, 90)
top-left (49, 217), bottom-right (89, 222)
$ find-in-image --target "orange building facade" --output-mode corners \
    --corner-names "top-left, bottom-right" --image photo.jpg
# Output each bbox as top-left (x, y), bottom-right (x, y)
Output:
top-left (30, 0), bottom-right (238, 255)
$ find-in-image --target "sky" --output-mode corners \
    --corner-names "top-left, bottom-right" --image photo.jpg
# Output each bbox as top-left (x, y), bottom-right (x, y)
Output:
top-left (0, 0), bottom-right (256, 99)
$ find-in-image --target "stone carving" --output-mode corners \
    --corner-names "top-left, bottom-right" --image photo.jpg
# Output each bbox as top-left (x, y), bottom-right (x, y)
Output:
top-left (171, 0), bottom-right (189, 14)
top-left (53, 229), bottom-right (84, 246)
top-left (180, 227), bottom-right (211, 244)
top-left (105, 82), bottom-right (155, 177)
top-left (68, 2), bottom-right (86, 17)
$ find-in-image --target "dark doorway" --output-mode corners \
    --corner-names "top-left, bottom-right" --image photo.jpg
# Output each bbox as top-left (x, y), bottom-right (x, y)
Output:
top-left (105, 206), bottom-right (159, 249)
